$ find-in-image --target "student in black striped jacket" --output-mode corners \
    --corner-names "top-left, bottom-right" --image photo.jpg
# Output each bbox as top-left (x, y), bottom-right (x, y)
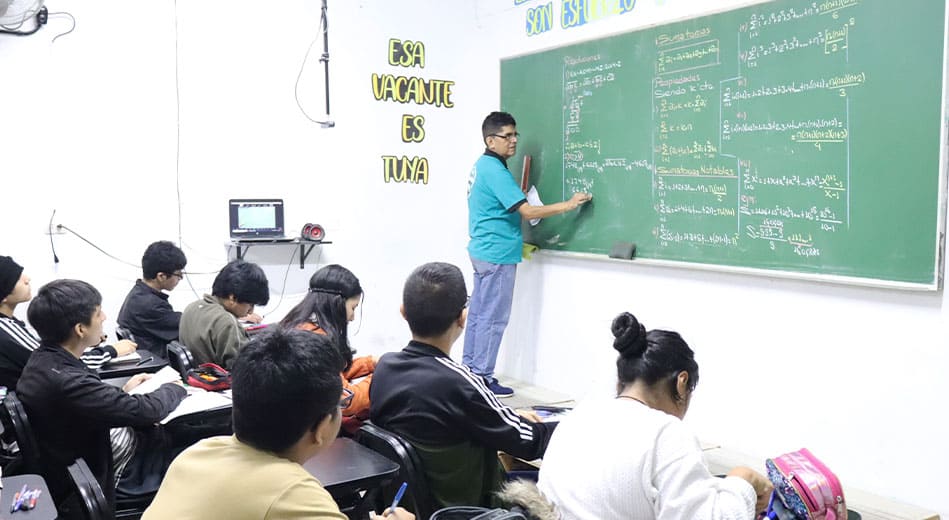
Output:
top-left (370, 262), bottom-right (557, 510)
top-left (0, 256), bottom-right (138, 390)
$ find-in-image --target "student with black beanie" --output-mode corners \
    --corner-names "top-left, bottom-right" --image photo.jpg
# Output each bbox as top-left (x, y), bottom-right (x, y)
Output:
top-left (0, 255), bottom-right (36, 389)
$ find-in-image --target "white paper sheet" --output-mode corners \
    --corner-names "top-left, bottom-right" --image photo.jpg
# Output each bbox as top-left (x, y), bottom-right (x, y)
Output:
top-left (127, 366), bottom-right (181, 395)
top-left (526, 186), bottom-right (543, 226)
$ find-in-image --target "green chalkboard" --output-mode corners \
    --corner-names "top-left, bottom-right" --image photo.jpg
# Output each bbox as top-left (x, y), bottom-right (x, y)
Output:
top-left (502, 0), bottom-right (946, 288)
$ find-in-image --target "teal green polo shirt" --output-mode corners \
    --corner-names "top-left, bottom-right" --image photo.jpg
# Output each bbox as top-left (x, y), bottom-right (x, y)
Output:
top-left (467, 152), bottom-right (527, 264)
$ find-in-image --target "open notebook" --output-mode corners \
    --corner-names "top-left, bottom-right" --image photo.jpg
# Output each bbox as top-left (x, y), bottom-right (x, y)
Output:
top-left (128, 366), bottom-right (232, 424)
top-left (127, 366), bottom-right (180, 395)
top-left (105, 351), bottom-right (142, 365)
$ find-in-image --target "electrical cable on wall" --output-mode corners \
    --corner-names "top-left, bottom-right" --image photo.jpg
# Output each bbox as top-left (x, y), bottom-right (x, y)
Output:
top-left (46, 9), bottom-right (73, 42)
top-left (47, 210), bottom-right (60, 264)
top-left (262, 246), bottom-right (310, 320)
top-left (294, 0), bottom-right (334, 128)
top-left (173, 0), bottom-right (185, 259)
top-left (55, 225), bottom-right (140, 268)
top-left (52, 223), bottom-right (219, 275)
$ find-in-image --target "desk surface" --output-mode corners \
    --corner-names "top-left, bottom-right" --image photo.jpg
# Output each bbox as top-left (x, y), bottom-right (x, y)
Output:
top-left (98, 350), bottom-right (168, 379)
top-left (0, 474), bottom-right (57, 519)
top-left (303, 437), bottom-right (399, 494)
top-left (703, 446), bottom-right (940, 520)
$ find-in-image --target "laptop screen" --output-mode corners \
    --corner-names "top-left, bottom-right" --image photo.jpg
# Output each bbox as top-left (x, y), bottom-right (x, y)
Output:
top-left (229, 199), bottom-right (286, 238)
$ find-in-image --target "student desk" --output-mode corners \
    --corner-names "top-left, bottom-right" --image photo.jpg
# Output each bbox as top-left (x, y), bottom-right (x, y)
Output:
top-left (97, 352), bottom-right (168, 379)
top-left (98, 378), bottom-right (234, 441)
top-left (703, 446), bottom-right (940, 520)
top-left (303, 437), bottom-right (400, 518)
top-left (0, 474), bottom-right (56, 519)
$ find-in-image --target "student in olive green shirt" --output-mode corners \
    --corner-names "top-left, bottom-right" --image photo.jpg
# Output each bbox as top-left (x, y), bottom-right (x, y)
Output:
top-left (178, 260), bottom-right (269, 369)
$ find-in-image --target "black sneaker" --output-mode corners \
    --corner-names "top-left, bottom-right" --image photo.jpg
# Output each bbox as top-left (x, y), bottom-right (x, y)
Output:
top-left (485, 378), bottom-right (514, 398)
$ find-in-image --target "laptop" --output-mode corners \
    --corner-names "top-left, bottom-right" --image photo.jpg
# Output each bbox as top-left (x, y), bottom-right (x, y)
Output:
top-left (228, 199), bottom-right (294, 242)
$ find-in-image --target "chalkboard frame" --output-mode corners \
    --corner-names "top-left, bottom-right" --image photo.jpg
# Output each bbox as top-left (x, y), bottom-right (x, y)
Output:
top-left (500, 0), bottom-right (949, 291)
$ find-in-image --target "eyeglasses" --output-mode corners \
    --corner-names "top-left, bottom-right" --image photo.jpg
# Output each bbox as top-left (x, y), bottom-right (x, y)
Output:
top-left (339, 388), bottom-right (354, 409)
top-left (162, 271), bottom-right (184, 280)
top-left (490, 132), bottom-right (520, 140)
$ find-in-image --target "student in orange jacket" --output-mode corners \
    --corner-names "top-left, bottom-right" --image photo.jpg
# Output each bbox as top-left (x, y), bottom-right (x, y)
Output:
top-left (280, 265), bottom-right (373, 432)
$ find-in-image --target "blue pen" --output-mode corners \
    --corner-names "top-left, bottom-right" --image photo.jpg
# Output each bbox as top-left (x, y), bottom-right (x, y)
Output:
top-left (386, 481), bottom-right (408, 516)
top-left (11, 484), bottom-right (27, 513)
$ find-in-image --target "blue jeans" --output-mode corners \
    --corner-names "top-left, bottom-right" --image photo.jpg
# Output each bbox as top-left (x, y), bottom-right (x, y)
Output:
top-left (462, 257), bottom-right (517, 380)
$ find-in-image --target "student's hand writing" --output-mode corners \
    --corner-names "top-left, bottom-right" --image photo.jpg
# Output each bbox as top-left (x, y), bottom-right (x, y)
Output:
top-left (370, 507), bottom-right (415, 519)
top-left (727, 466), bottom-right (773, 513)
top-left (517, 410), bottom-right (544, 423)
top-left (568, 192), bottom-right (592, 210)
top-left (122, 373), bottom-right (154, 392)
top-left (114, 339), bottom-right (138, 356)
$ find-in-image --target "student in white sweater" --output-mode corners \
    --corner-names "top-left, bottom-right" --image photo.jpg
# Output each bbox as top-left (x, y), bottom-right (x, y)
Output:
top-left (537, 312), bottom-right (772, 520)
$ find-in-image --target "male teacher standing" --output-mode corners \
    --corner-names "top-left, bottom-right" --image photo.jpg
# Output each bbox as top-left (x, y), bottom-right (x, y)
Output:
top-left (465, 111), bottom-right (591, 397)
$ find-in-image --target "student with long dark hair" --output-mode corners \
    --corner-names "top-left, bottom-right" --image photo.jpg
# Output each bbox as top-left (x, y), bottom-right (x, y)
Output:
top-left (280, 264), bottom-right (375, 422)
top-left (537, 312), bottom-right (773, 520)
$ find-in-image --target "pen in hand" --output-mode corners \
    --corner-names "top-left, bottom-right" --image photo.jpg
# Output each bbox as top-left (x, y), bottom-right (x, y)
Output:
top-left (135, 356), bottom-right (154, 366)
top-left (385, 481), bottom-right (408, 517)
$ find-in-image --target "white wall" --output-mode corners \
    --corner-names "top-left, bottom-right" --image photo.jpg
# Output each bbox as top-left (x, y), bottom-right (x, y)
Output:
top-left (1, 0), bottom-right (946, 516)
top-left (1, 0), bottom-right (488, 349)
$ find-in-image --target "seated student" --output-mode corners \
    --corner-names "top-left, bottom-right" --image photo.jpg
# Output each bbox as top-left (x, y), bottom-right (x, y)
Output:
top-left (279, 264), bottom-right (375, 427)
top-left (16, 279), bottom-right (187, 516)
top-left (178, 259), bottom-right (269, 369)
top-left (117, 240), bottom-right (188, 356)
top-left (536, 312), bottom-right (773, 520)
top-left (0, 256), bottom-right (137, 389)
top-left (143, 327), bottom-right (415, 520)
top-left (370, 262), bottom-right (556, 509)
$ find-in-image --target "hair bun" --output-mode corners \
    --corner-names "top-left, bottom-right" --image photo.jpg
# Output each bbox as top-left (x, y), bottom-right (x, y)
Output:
top-left (612, 312), bottom-right (647, 358)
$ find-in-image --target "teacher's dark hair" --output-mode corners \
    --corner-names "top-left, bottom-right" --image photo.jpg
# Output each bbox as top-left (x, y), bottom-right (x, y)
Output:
top-left (403, 262), bottom-right (467, 338)
top-left (231, 327), bottom-right (343, 454)
top-left (482, 111), bottom-right (517, 141)
top-left (280, 264), bottom-right (362, 372)
top-left (612, 312), bottom-right (699, 403)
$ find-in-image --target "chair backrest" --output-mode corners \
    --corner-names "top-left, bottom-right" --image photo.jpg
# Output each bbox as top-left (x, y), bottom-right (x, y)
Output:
top-left (166, 341), bottom-right (195, 380)
top-left (115, 326), bottom-right (136, 343)
top-left (358, 422), bottom-right (435, 519)
top-left (66, 458), bottom-right (114, 520)
top-left (0, 391), bottom-right (41, 474)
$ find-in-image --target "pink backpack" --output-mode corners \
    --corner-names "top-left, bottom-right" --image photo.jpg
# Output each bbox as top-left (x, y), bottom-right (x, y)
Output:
top-left (764, 448), bottom-right (847, 520)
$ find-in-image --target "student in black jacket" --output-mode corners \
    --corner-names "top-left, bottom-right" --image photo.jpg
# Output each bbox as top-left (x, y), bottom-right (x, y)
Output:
top-left (370, 262), bottom-right (556, 509)
top-left (17, 279), bottom-right (187, 517)
top-left (117, 241), bottom-right (188, 356)
top-left (0, 256), bottom-right (136, 390)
